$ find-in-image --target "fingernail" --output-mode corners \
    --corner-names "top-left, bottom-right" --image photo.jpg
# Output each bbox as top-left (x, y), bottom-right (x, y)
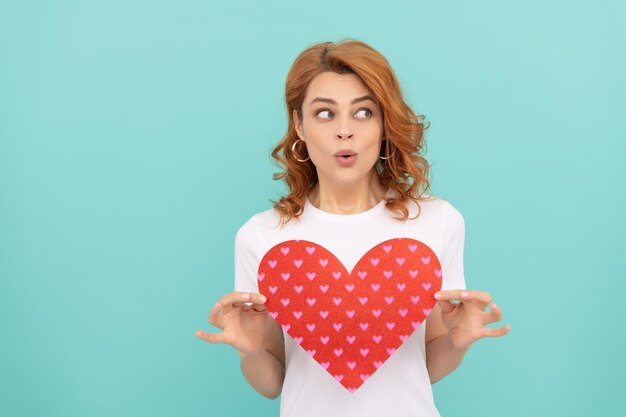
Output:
top-left (461, 291), bottom-right (469, 298)
top-left (434, 293), bottom-right (441, 299)
top-left (242, 293), bottom-right (250, 299)
top-left (214, 302), bottom-right (221, 309)
top-left (259, 295), bottom-right (266, 302)
top-left (492, 303), bottom-right (498, 309)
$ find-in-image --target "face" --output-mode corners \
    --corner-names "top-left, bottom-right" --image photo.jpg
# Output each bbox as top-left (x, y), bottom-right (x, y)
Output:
top-left (293, 72), bottom-right (384, 187)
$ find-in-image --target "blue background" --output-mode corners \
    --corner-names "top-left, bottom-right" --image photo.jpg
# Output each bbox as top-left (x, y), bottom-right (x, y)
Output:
top-left (1, 1), bottom-right (624, 416)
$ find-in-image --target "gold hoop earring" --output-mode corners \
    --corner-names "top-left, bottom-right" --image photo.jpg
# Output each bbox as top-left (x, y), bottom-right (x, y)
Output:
top-left (379, 139), bottom-right (396, 160)
top-left (291, 138), bottom-right (310, 162)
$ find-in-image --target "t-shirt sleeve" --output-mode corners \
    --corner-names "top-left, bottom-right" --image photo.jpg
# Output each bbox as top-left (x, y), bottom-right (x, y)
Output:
top-left (440, 201), bottom-right (467, 291)
top-left (233, 216), bottom-right (261, 294)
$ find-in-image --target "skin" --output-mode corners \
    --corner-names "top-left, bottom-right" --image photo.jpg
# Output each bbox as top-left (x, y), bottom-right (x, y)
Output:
top-left (428, 290), bottom-right (510, 350)
top-left (200, 292), bottom-right (271, 355)
top-left (195, 72), bottom-right (510, 396)
top-left (293, 71), bottom-right (389, 213)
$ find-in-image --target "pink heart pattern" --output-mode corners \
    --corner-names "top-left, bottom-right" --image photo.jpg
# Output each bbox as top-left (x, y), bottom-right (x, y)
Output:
top-left (257, 237), bottom-right (442, 392)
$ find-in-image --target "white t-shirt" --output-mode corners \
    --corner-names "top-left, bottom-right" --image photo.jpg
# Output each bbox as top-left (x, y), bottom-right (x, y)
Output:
top-left (234, 188), bottom-right (467, 417)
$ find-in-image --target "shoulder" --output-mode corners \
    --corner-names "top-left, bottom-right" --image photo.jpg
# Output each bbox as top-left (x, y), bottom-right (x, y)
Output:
top-left (440, 197), bottom-right (465, 230)
top-left (402, 192), bottom-right (462, 220)
top-left (235, 207), bottom-right (284, 245)
top-left (426, 195), bottom-right (465, 240)
top-left (402, 193), bottom-right (465, 238)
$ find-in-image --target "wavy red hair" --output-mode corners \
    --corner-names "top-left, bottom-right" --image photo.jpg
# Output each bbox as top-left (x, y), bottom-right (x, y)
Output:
top-left (270, 39), bottom-right (432, 226)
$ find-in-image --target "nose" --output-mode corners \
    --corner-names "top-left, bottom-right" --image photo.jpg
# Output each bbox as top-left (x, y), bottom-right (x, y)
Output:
top-left (336, 118), bottom-right (354, 140)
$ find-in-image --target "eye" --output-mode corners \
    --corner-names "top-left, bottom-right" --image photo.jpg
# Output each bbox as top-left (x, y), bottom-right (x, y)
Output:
top-left (316, 109), bottom-right (333, 119)
top-left (355, 108), bottom-right (373, 119)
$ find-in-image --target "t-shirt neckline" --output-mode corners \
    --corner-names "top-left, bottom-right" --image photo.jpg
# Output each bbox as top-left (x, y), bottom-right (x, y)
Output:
top-left (304, 187), bottom-right (394, 222)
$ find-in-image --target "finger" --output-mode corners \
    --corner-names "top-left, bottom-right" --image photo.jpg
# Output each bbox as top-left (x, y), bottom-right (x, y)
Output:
top-left (436, 299), bottom-right (456, 314)
top-left (195, 329), bottom-right (226, 344)
top-left (251, 304), bottom-right (267, 312)
top-left (219, 291), bottom-right (266, 314)
top-left (460, 290), bottom-right (492, 307)
top-left (435, 290), bottom-right (492, 312)
top-left (232, 292), bottom-right (268, 308)
top-left (241, 301), bottom-right (268, 312)
top-left (208, 302), bottom-right (224, 329)
top-left (434, 290), bottom-right (464, 302)
top-left (480, 324), bottom-right (511, 338)
top-left (483, 302), bottom-right (503, 324)
top-left (218, 292), bottom-right (247, 315)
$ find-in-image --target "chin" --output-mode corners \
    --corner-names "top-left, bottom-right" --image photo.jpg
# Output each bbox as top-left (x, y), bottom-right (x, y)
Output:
top-left (331, 172), bottom-right (370, 186)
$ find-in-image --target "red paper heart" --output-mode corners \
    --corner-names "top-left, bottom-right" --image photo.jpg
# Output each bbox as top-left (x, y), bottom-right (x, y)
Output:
top-left (257, 237), bottom-right (442, 392)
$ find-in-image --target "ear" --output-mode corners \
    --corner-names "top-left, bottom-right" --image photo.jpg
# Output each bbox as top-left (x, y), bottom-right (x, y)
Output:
top-left (292, 109), bottom-right (304, 140)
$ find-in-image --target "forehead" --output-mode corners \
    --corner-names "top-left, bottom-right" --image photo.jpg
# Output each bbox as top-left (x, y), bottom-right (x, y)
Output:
top-left (304, 72), bottom-right (373, 105)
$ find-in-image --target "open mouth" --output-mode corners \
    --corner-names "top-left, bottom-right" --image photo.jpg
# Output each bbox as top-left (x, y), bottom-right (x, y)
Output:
top-left (334, 150), bottom-right (357, 165)
top-left (335, 153), bottom-right (357, 166)
top-left (334, 150), bottom-right (357, 157)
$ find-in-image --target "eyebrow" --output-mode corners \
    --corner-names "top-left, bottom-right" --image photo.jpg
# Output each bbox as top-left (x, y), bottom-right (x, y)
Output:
top-left (309, 95), bottom-right (376, 106)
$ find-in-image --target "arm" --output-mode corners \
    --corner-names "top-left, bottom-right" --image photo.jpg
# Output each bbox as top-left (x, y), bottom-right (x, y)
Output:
top-left (239, 315), bottom-right (286, 399)
top-left (231, 218), bottom-right (286, 398)
top-left (423, 201), bottom-right (469, 383)
top-left (425, 303), bottom-right (469, 384)
top-left (197, 291), bottom-right (286, 399)
top-left (426, 289), bottom-right (510, 384)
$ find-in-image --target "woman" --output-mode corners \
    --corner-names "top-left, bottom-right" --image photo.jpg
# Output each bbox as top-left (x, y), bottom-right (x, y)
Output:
top-left (196, 39), bottom-right (509, 417)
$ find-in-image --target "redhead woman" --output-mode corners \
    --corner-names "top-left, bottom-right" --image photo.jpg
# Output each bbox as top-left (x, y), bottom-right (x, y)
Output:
top-left (196, 39), bottom-right (509, 417)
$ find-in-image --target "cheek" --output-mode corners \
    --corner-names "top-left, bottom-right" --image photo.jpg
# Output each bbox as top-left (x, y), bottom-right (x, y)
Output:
top-left (303, 139), bottom-right (329, 166)
top-left (303, 128), bottom-right (333, 153)
top-left (363, 133), bottom-right (383, 152)
top-left (361, 138), bottom-right (384, 164)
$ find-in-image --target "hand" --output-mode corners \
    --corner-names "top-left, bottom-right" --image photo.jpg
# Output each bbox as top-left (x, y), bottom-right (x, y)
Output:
top-left (195, 291), bottom-right (271, 356)
top-left (434, 289), bottom-right (510, 351)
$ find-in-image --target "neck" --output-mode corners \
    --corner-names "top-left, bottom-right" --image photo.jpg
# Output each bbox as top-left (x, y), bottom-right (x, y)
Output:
top-left (307, 172), bottom-right (388, 215)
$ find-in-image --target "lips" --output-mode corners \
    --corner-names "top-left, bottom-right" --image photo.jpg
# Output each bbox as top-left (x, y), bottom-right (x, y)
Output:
top-left (334, 149), bottom-right (357, 157)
